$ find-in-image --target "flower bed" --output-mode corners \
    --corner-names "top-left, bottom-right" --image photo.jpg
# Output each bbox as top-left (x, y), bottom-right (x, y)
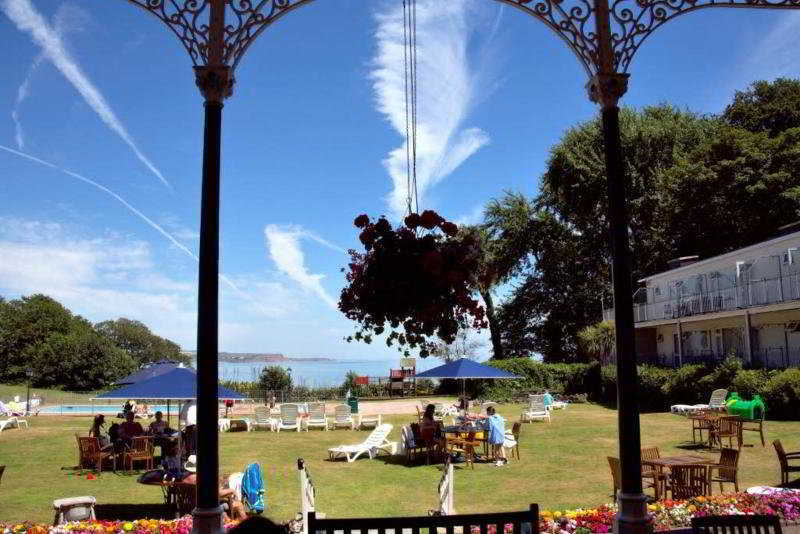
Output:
top-left (1, 516), bottom-right (239, 534)
top-left (5, 490), bottom-right (800, 534)
top-left (538, 490), bottom-right (800, 533)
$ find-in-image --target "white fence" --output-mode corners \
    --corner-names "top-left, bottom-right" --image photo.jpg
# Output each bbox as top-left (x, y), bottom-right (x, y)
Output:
top-left (437, 459), bottom-right (455, 515)
top-left (298, 458), bottom-right (317, 534)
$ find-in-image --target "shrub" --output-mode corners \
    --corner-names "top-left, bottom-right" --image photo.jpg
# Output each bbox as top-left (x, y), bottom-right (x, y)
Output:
top-left (661, 364), bottom-right (708, 405)
top-left (698, 357), bottom-right (743, 393)
top-left (637, 366), bottom-right (673, 412)
top-left (760, 368), bottom-right (800, 420)
top-left (731, 369), bottom-right (772, 400)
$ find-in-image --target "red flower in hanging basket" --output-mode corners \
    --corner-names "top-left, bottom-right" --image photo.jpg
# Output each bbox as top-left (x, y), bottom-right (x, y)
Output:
top-left (339, 212), bottom-right (486, 356)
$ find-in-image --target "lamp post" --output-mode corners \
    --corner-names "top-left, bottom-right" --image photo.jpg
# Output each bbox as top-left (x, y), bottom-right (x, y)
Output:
top-left (25, 368), bottom-right (33, 416)
top-left (119, 1), bottom-right (800, 533)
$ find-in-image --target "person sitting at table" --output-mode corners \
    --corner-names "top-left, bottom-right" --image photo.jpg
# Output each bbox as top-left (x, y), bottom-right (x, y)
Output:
top-left (88, 414), bottom-right (111, 449)
top-left (420, 404), bottom-right (444, 458)
top-left (485, 406), bottom-right (507, 466)
top-left (148, 411), bottom-right (167, 434)
top-left (120, 411), bottom-right (145, 445)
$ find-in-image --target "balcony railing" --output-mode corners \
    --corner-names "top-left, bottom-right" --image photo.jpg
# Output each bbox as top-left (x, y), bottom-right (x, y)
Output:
top-left (603, 272), bottom-right (800, 324)
top-left (632, 348), bottom-right (800, 368)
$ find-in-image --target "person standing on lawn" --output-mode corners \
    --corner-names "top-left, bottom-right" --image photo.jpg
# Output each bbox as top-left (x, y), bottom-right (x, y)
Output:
top-left (486, 406), bottom-right (507, 466)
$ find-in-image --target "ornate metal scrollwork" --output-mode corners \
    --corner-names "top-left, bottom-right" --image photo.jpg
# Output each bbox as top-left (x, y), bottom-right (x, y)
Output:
top-left (611, 0), bottom-right (800, 73)
top-left (125, 0), bottom-right (800, 104)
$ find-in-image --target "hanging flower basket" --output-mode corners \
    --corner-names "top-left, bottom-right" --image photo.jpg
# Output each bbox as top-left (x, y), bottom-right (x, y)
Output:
top-left (338, 211), bottom-right (487, 357)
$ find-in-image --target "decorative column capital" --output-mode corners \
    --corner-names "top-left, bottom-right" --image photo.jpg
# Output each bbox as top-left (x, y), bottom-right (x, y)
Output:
top-left (194, 65), bottom-right (234, 103)
top-left (587, 72), bottom-right (630, 108)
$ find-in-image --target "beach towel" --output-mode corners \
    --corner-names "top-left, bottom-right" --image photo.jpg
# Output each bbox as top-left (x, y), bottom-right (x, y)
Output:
top-left (241, 462), bottom-right (265, 514)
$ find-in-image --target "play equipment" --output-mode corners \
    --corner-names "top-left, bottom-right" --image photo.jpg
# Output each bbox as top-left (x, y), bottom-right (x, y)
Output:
top-left (725, 392), bottom-right (766, 420)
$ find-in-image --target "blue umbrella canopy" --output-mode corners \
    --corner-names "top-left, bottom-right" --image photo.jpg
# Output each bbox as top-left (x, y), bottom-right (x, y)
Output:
top-left (95, 367), bottom-right (244, 400)
top-left (113, 359), bottom-right (183, 385)
top-left (415, 358), bottom-right (520, 379)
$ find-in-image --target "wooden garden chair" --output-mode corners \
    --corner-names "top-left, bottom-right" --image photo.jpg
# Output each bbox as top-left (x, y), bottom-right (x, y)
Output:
top-left (123, 436), bottom-right (154, 473)
top-left (691, 514), bottom-right (782, 534)
top-left (669, 464), bottom-right (709, 500)
top-left (607, 457), bottom-right (621, 500)
top-left (76, 435), bottom-right (116, 472)
top-left (640, 447), bottom-right (667, 499)
top-left (708, 448), bottom-right (739, 494)
top-left (742, 410), bottom-right (766, 447)
top-left (689, 412), bottom-right (714, 445)
top-left (506, 422), bottom-right (521, 460)
top-left (448, 431), bottom-right (479, 470)
top-left (711, 417), bottom-right (742, 449)
top-left (773, 440), bottom-right (800, 486)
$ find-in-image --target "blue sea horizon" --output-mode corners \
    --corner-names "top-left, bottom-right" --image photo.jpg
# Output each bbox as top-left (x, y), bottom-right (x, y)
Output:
top-left (197, 358), bottom-right (442, 387)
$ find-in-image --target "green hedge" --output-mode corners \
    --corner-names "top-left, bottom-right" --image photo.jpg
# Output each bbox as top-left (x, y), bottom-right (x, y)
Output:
top-left (482, 357), bottom-right (800, 420)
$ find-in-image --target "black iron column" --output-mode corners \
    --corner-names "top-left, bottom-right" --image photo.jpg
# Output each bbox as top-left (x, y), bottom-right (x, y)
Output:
top-left (191, 3), bottom-right (232, 533)
top-left (590, 1), bottom-right (649, 532)
top-left (601, 102), bottom-right (649, 534)
top-left (192, 95), bottom-right (223, 534)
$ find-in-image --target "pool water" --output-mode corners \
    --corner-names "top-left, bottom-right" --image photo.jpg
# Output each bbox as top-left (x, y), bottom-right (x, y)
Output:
top-left (38, 404), bottom-right (179, 415)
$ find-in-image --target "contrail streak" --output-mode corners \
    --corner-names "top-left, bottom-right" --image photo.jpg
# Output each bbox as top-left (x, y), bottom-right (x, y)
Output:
top-left (2, 0), bottom-right (171, 189)
top-left (0, 144), bottom-right (253, 301)
top-left (11, 53), bottom-right (44, 150)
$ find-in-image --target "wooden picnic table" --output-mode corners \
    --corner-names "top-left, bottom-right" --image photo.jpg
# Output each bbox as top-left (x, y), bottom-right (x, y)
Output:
top-left (443, 425), bottom-right (489, 459)
top-left (643, 454), bottom-right (715, 500)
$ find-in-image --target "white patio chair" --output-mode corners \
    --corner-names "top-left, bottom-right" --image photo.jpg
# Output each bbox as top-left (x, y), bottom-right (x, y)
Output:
top-left (331, 404), bottom-right (355, 430)
top-left (305, 402), bottom-right (328, 431)
top-left (277, 403), bottom-right (300, 433)
top-left (53, 496), bottom-right (96, 525)
top-left (253, 406), bottom-right (276, 431)
top-left (0, 417), bottom-right (26, 432)
top-left (327, 423), bottom-right (395, 462)
top-left (358, 413), bottom-right (381, 430)
top-left (521, 396), bottom-right (550, 423)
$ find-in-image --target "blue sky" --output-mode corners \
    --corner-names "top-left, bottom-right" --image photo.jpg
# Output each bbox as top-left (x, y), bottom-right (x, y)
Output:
top-left (0, 0), bottom-right (798, 359)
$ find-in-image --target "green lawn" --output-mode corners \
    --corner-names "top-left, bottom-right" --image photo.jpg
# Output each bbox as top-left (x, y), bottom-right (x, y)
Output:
top-left (0, 384), bottom-right (98, 406)
top-left (1, 403), bottom-right (798, 524)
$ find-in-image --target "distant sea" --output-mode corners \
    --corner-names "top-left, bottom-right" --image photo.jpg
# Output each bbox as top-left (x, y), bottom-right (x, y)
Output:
top-left (198, 358), bottom-right (442, 387)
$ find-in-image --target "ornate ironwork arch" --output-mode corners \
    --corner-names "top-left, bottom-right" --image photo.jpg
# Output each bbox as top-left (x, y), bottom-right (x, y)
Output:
top-left (613, 0), bottom-right (800, 73)
top-left (125, 0), bottom-right (601, 78)
top-left (127, 0), bottom-right (800, 101)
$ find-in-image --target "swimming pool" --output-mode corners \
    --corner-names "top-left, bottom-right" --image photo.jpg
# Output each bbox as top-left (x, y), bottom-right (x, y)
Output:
top-left (38, 404), bottom-right (179, 415)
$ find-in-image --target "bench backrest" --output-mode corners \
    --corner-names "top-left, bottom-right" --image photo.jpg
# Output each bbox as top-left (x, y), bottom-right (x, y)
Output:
top-left (308, 504), bottom-right (538, 534)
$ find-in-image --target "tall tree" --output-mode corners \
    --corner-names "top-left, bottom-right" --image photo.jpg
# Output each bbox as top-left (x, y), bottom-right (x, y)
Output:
top-left (0, 294), bottom-right (136, 390)
top-left (723, 78), bottom-right (800, 137)
top-left (498, 100), bottom-right (800, 362)
top-left (464, 193), bottom-right (537, 359)
top-left (95, 318), bottom-right (189, 367)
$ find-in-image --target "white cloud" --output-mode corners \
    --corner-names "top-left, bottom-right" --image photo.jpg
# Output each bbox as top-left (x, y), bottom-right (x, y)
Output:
top-left (2, 0), bottom-right (171, 188)
top-left (370, 0), bottom-right (496, 218)
top-left (0, 218), bottom-right (196, 344)
top-left (454, 204), bottom-right (485, 227)
top-left (0, 218), bottom-right (304, 349)
top-left (264, 225), bottom-right (342, 309)
top-left (0, 144), bottom-right (261, 305)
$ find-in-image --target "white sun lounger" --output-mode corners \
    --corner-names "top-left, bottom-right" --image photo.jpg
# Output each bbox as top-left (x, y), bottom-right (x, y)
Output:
top-left (0, 417), bottom-right (27, 431)
top-left (328, 423), bottom-right (395, 462)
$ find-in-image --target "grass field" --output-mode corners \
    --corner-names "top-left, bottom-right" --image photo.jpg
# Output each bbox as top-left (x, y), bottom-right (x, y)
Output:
top-left (0, 384), bottom-right (98, 406)
top-left (1, 403), bottom-right (798, 523)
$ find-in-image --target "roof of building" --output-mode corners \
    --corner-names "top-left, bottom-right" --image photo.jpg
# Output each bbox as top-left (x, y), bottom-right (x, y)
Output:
top-left (638, 228), bottom-right (800, 283)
